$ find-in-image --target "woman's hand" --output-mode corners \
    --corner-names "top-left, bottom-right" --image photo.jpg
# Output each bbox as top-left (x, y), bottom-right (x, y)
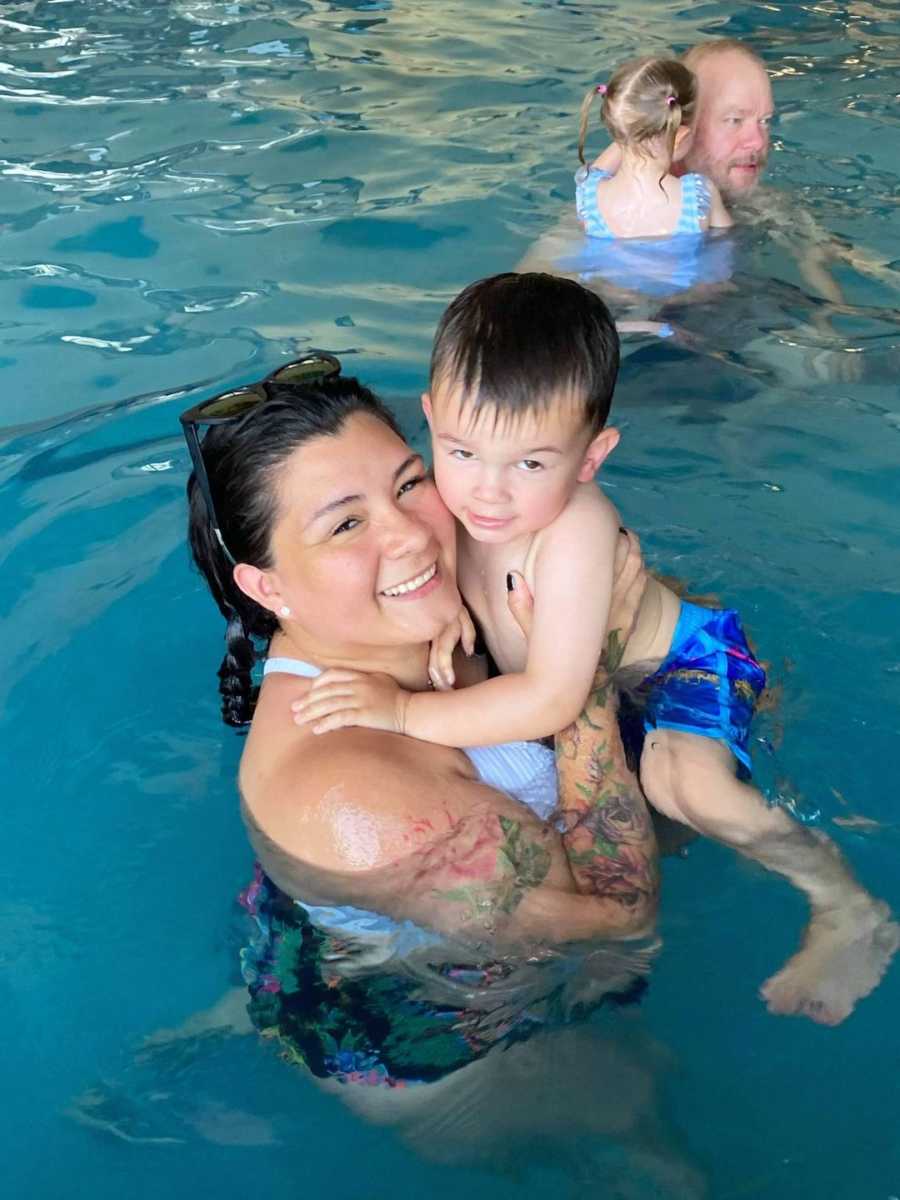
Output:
top-left (427, 605), bottom-right (477, 691)
top-left (291, 668), bottom-right (411, 736)
top-left (505, 571), bottom-right (534, 638)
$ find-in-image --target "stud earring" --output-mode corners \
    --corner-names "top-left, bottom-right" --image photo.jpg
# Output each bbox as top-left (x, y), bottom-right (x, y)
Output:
top-left (279, 605), bottom-right (291, 618)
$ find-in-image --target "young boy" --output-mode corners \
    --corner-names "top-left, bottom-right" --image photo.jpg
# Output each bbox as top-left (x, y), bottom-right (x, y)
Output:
top-left (295, 272), bottom-right (896, 1025)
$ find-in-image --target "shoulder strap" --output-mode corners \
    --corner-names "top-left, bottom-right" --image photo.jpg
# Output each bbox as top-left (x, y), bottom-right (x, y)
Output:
top-left (677, 173), bottom-right (711, 232)
top-left (574, 165), bottom-right (613, 238)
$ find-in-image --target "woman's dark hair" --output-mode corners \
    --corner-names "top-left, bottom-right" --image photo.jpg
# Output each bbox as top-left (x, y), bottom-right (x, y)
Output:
top-left (187, 375), bottom-right (402, 727)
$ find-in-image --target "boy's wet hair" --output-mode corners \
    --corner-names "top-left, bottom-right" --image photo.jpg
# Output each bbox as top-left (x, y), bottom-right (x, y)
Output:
top-left (429, 272), bottom-right (619, 433)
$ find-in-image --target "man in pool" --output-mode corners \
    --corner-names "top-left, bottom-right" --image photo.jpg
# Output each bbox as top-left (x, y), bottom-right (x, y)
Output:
top-left (679, 37), bottom-right (896, 305)
top-left (677, 39), bottom-right (772, 202)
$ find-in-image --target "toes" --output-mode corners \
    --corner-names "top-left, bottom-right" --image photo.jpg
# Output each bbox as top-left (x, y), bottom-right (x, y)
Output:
top-left (799, 997), bottom-right (845, 1026)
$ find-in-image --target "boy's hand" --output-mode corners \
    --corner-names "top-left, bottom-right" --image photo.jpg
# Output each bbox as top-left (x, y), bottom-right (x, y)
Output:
top-left (427, 606), bottom-right (477, 691)
top-left (291, 669), bottom-right (411, 736)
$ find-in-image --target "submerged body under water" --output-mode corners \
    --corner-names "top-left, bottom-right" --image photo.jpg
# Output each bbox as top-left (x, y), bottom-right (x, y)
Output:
top-left (4, 1), bottom-right (900, 1198)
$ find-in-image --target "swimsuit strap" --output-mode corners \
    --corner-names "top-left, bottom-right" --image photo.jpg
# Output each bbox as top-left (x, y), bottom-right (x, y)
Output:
top-left (676, 173), bottom-right (711, 234)
top-left (574, 164), bottom-right (614, 239)
top-left (263, 656), bottom-right (321, 678)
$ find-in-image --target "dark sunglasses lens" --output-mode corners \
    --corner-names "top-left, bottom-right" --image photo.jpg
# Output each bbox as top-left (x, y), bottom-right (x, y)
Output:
top-left (199, 387), bottom-right (265, 420)
top-left (270, 354), bottom-right (341, 386)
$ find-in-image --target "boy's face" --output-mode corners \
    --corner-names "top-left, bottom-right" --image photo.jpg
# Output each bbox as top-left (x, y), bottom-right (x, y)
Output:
top-left (422, 384), bottom-right (619, 545)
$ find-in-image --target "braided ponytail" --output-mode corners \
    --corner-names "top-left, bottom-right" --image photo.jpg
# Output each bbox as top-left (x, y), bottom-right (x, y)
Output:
top-left (188, 472), bottom-right (277, 726)
top-left (219, 613), bottom-right (259, 728)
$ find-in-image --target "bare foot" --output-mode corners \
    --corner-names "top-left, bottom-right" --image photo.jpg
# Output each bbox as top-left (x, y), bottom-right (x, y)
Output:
top-left (760, 899), bottom-right (900, 1025)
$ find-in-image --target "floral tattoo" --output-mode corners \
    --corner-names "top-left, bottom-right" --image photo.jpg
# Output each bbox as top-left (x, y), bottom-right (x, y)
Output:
top-left (432, 814), bottom-right (552, 930)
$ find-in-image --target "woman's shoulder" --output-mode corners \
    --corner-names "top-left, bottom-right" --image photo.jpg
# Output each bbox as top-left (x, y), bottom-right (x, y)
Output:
top-left (241, 711), bottom-right (477, 874)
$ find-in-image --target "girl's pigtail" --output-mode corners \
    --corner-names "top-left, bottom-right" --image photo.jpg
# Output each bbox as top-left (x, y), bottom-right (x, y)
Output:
top-left (578, 85), bottom-right (606, 165)
top-left (662, 92), bottom-right (682, 174)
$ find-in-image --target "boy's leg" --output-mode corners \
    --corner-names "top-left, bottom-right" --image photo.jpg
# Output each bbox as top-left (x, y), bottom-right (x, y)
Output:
top-left (640, 728), bottom-right (899, 1025)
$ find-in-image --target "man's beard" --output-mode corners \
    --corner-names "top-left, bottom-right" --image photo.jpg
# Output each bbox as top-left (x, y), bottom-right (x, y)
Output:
top-left (721, 153), bottom-right (768, 199)
top-left (690, 145), bottom-right (768, 201)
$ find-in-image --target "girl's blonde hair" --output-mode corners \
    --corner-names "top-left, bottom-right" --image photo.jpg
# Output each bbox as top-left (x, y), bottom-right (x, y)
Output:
top-left (578, 55), bottom-right (696, 167)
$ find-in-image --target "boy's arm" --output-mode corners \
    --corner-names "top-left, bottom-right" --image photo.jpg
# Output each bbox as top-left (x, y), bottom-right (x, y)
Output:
top-left (295, 492), bottom-right (619, 746)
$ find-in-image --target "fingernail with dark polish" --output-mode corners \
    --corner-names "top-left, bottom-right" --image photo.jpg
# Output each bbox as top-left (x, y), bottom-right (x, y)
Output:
top-left (618, 525), bottom-right (627, 534)
top-left (506, 572), bottom-right (515, 592)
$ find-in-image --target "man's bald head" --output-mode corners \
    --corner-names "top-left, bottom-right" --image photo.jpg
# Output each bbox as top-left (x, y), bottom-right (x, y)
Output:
top-left (681, 39), bottom-right (774, 200)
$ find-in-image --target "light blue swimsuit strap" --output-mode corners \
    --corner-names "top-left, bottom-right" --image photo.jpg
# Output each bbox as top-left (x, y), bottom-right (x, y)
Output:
top-left (263, 656), bottom-right (320, 679)
top-left (675, 173), bottom-right (711, 234)
top-left (577, 166), bottom-right (710, 238)
top-left (574, 164), bottom-right (614, 238)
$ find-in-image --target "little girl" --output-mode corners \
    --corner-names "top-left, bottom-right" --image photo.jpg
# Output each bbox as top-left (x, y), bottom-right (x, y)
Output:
top-left (575, 56), bottom-right (731, 240)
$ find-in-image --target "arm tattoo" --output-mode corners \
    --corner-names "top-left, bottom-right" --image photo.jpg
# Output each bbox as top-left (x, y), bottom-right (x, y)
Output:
top-left (554, 635), bottom-right (659, 910)
top-left (430, 814), bottom-right (552, 931)
top-left (584, 626), bottom-right (626, 723)
top-left (558, 737), bottom-right (656, 909)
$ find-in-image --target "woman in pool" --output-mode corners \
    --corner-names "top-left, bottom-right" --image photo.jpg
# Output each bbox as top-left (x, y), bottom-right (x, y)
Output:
top-left (182, 354), bottom-right (662, 1092)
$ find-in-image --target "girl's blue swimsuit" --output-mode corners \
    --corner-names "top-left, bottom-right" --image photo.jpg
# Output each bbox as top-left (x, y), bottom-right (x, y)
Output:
top-left (574, 165), bottom-right (712, 239)
top-left (566, 165), bottom-right (734, 297)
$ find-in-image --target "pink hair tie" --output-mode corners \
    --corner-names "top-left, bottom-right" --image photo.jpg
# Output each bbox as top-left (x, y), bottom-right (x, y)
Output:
top-left (596, 84), bottom-right (607, 95)
top-left (666, 94), bottom-right (677, 106)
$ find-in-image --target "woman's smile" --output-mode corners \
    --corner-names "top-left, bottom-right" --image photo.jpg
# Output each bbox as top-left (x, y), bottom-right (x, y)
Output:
top-left (380, 561), bottom-right (439, 598)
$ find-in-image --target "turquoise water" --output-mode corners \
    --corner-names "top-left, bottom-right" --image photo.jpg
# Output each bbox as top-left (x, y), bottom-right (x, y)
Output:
top-left (3, 1), bottom-right (900, 1196)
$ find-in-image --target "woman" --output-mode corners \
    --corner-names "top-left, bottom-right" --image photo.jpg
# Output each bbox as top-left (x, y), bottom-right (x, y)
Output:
top-left (182, 356), bottom-right (662, 1088)
top-left (90, 357), bottom-right (705, 1188)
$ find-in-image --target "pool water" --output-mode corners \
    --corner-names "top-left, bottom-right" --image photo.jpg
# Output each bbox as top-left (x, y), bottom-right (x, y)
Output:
top-left (3, 1), bottom-right (899, 1197)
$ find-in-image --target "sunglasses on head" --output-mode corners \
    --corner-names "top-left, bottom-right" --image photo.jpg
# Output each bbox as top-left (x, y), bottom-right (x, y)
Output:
top-left (179, 351), bottom-right (342, 565)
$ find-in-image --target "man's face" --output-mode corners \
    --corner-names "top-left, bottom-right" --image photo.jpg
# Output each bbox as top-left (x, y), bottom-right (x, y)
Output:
top-left (685, 51), bottom-right (774, 199)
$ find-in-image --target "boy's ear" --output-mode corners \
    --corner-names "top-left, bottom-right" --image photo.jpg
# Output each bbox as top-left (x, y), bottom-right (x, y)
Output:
top-left (421, 392), bottom-right (433, 426)
top-left (577, 426), bottom-right (620, 482)
top-left (233, 561), bottom-right (283, 616)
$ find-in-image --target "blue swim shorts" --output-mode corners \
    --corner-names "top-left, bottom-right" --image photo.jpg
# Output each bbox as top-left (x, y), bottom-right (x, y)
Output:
top-left (642, 601), bottom-right (766, 772)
